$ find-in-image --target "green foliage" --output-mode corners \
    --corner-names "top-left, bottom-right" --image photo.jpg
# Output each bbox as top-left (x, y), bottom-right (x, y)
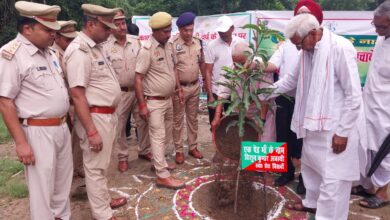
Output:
top-left (0, 158), bottom-right (28, 198)
top-left (210, 22), bottom-right (283, 137)
top-left (5, 180), bottom-right (28, 198)
top-left (0, 0), bottom-right (385, 46)
top-left (0, 115), bottom-right (12, 144)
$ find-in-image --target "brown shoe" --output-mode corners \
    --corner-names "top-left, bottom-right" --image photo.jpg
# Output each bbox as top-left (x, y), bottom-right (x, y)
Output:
top-left (151, 163), bottom-right (176, 171)
top-left (175, 152), bottom-right (185, 164)
top-left (156, 176), bottom-right (185, 190)
top-left (118, 161), bottom-right (129, 172)
top-left (110, 197), bottom-right (127, 209)
top-left (189, 148), bottom-right (203, 159)
top-left (139, 152), bottom-right (153, 161)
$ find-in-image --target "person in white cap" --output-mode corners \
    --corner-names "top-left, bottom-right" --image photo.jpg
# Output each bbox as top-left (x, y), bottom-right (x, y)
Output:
top-left (103, 9), bottom-right (145, 172)
top-left (204, 15), bottom-right (246, 125)
top-left (63, 4), bottom-right (126, 220)
top-left (0, 1), bottom-right (72, 220)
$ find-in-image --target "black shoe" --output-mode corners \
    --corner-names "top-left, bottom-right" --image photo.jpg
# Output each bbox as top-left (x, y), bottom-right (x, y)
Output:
top-left (297, 174), bottom-right (306, 195)
top-left (274, 173), bottom-right (294, 186)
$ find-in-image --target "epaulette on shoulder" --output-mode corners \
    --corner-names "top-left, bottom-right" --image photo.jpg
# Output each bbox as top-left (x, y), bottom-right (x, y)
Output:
top-left (78, 43), bottom-right (89, 53)
top-left (169, 34), bottom-right (180, 44)
top-left (143, 40), bottom-right (152, 50)
top-left (1, 40), bottom-right (21, 60)
top-left (127, 34), bottom-right (139, 40)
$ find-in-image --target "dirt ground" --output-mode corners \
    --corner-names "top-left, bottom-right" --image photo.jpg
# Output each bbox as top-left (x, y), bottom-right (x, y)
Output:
top-left (0, 114), bottom-right (389, 220)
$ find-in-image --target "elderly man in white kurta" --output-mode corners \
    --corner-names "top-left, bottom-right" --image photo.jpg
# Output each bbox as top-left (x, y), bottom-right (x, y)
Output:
top-left (358, 1), bottom-right (390, 209)
top-left (263, 14), bottom-right (362, 219)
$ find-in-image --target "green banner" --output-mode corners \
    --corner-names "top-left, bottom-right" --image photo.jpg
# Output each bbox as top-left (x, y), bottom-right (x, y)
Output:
top-left (241, 141), bottom-right (287, 172)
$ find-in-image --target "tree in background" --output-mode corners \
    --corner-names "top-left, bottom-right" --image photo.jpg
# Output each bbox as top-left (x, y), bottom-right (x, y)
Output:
top-left (0, 0), bottom-right (383, 46)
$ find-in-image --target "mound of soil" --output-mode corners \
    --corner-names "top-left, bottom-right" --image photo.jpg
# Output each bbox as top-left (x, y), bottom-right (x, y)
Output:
top-left (192, 171), bottom-right (280, 220)
top-left (215, 115), bottom-right (259, 161)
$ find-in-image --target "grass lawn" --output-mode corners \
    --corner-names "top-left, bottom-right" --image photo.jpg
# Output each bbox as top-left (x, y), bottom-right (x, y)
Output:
top-left (0, 158), bottom-right (28, 198)
top-left (0, 115), bottom-right (11, 144)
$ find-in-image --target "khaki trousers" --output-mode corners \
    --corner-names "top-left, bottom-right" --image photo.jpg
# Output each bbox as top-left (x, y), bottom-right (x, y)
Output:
top-left (23, 124), bottom-right (73, 220)
top-left (115, 91), bottom-right (136, 161)
top-left (133, 106), bottom-right (151, 156)
top-left (74, 113), bottom-right (117, 220)
top-left (69, 105), bottom-right (83, 171)
top-left (172, 84), bottom-right (200, 152)
top-left (147, 99), bottom-right (173, 178)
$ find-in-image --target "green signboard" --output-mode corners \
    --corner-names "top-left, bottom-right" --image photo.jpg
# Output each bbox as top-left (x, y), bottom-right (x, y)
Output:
top-left (241, 141), bottom-right (287, 172)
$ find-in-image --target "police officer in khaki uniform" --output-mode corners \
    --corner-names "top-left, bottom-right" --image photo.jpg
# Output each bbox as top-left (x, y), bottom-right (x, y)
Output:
top-left (52, 20), bottom-right (77, 71)
top-left (0, 2), bottom-right (72, 219)
top-left (63, 4), bottom-right (126, 220)
top-left (135, 12), bottom-right (185, 189)
top-left (171, 12), bottom-right (205, 164)
top-left (51, 20), bottom-right (85, 178)
top-left (104, 9), bottom-right (152, 172)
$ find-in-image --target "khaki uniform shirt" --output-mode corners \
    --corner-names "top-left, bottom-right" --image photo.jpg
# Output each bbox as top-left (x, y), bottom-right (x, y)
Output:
top-left (64, 32), bottom-right (121, 107)
top-left (171, 35), bottom-right (204, 83)
top-left (51, 42), bottom-right (66, 77)
top-left (0, 34), bottom-right (70, 118)
top-left (135, 36), bottom-right (175, 97)
top-left (104, 34), bottom-right (141, 89)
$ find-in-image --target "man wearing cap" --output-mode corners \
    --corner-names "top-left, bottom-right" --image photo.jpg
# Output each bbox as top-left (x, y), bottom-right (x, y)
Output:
top-left (51, 20), bottom-right (85, 178)
top-left (63, 4), bottom-right (126, 220)
top-left (171, 12), bottom-right (205, 164)
top-left (135, 11), bottom-right (185, 189)
top-left (104, 9), bottom-right (149, 172)
top-left (204, 15), bottom-right (246, 125)
top-left (0, 1), bottom-right (72, 220)
top-left (52, 20), bottom-right (78, 71)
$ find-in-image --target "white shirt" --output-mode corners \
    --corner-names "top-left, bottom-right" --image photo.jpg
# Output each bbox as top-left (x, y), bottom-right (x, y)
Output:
top-left (205, 36), bottom-right (246, 94)
top-left (268, 41), bottom-right (300, 97)
top-left (363, 36), bottom-right (390, 152)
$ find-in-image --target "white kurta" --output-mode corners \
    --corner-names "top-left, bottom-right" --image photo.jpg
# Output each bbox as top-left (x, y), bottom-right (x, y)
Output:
top-left (272, 30), bottom-right (362, 182)
top-left (268, 40), bottom-right (300, 97)
top-left (362, 36), bottom-right (390, 186)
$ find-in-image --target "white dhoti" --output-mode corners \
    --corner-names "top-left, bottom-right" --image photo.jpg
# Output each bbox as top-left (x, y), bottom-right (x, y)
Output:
top-left (301, 130), bottom-right (359, 220)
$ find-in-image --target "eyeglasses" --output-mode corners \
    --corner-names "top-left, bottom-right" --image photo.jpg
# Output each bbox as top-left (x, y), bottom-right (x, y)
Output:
top-left (371, 21), bottom-right (390, 31)
top-left (295, 34), bottom-right (309, 48)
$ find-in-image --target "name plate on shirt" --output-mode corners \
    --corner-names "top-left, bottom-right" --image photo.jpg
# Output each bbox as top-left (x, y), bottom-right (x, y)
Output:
top-left (241, 141), bottom-right (287, 173)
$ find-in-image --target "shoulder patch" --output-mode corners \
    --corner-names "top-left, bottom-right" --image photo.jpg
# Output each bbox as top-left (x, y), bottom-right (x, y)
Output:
top-left (78, 43), bottom-right (89, 53)
top-left (1, 40), bottom-right (21, 60)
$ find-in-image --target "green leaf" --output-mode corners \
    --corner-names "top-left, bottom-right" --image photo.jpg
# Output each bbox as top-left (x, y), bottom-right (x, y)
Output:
top-left (225, 98), bottom-right (241, 116)
top-left (250, 93), bottom-right (262, 110)
top-left (208, 99), bottom-right (231, 108)
top-left (238, 106), bottom-right (246, 137)
top-left (254, 114), bottom-right (265, 132)
top-left (241, 24), bottom-right (262, 34)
